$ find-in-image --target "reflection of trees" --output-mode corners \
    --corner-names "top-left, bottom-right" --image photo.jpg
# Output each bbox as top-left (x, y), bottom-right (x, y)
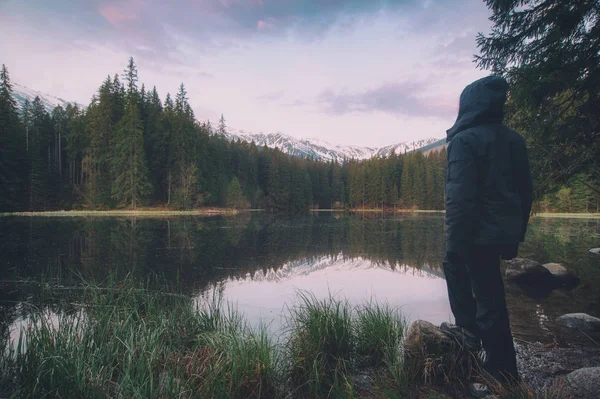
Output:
top-left (3, 214), bottom-right (598, 345)
top-left (0, 213), bottom-right (447, 299)
top-left (519, 217), bottom-right (600, 289)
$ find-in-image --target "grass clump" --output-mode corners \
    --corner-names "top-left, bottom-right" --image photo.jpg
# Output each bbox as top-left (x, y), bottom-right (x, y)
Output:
top-left (355, 301), bottom-right (405, 368)
top-left (286, 292), bottom-right (356, 398)
top-left (284, 293), bottom-right (408, 398)
top-left (0, 277), bottom-right (279, 399)
top-left (5, 281), bottom-right (551, 399)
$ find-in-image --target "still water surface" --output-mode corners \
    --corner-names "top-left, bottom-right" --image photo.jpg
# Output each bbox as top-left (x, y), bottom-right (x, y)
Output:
top-left (1, 213), bottom-right (599, 344)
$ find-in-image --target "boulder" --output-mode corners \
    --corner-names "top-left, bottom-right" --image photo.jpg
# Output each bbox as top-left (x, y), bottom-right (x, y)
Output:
top-left (542, 262), bottom-right (580, 289)
top-left (542, 263), bottom-right (570, 278)
top-left (404, 320), bottom-right (454, 356)
top-left (556, 313), bottom-right (600, 332)
top-left (566, 367), bottom-right (600, 398)
top-left (590, 248), bottom-right (600, 256)
top-left (403, 320), bottom-right (473, 386)
top-left (505, 258), bottom-right (552, 283)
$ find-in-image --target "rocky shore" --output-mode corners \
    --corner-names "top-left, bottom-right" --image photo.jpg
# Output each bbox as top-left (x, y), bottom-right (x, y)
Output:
top-left (394, 253), bottom-right (600, 398)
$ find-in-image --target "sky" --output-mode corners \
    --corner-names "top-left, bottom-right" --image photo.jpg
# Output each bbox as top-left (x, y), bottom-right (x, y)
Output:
top-left (0, 0), bottom-right (493, 147)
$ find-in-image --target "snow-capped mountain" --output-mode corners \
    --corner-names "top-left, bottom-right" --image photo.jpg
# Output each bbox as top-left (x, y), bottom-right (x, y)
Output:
top-left (11, 83), bottom-right (444, 162)
top-left (221, 129), bottom-right (441, 162)
top-left (233, 254), bottom-right (445, 285)
top-left (12, 83), bottom-right (79, 113)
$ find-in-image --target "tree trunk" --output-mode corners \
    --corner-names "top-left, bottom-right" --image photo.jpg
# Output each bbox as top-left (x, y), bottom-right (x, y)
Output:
top-left (58, 129), bottom-right (62, 177)
top-left (167, 170), bottom-right (172, 206)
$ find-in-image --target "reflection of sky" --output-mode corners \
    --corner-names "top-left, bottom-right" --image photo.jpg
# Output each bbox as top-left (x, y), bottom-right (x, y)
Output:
top-left (196, 255), bottom-right (453, 337)
top-left (6, 308), bottom-right (85, 355)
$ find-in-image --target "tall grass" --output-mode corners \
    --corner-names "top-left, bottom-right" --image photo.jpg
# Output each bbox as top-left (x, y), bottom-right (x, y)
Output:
top-left (0, 277), bottom-right (278, 398)
top-left (283, 292), bottom-right (409, 398)
top-left (3, 280), bottom-right (545, 398)
top-left (355, 301), bottom-right (405, 368)
top-left (286, 292), bottom-right (356, 398)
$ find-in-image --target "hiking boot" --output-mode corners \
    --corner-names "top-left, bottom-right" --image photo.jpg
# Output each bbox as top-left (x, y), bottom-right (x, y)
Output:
top-left (440, 322), bottom-right (482, 352)
top-left (469, 382), bottom-right (493, 398)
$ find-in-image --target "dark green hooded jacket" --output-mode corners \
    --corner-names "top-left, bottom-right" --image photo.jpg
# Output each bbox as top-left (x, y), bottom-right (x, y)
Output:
top-left (445, 76), bottom-right (533, 254)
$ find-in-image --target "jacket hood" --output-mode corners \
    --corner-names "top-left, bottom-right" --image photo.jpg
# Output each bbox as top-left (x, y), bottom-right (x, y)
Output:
top-left (446, 76), bottom-right (508, 142)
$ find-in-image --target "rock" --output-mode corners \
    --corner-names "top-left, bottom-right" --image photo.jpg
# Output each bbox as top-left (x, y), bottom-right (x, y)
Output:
top-left (505, 258), bottom-right (552, 283)
top-left (542, 263), bottom-right (569, 278)
top-left (542, 262), bottom-right (580, 289)
top-left (590, 248), bottom-right (600, 255)
top-left (566, 367), bottom-right (600, 398)
top-left (403, 320), bottom-right (473, 386)
top-left (404, 320), bottom-right (454, 356)
top-left (556, 313), bottom-right (600, 332)
top-left (354, 372), bottom-right (372, 390)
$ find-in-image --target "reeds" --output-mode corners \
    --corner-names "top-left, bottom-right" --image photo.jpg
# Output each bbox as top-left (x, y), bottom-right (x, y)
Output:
top-left (1, 279), bottom-right (547, 398)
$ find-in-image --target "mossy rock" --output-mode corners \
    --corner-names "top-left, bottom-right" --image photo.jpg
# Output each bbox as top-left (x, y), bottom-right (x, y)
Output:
top-left (403, 320), bottom-right (475, 387)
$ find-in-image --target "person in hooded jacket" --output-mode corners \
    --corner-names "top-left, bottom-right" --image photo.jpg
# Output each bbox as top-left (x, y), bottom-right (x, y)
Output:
top-left (440, 76), bottom-right (533, 386)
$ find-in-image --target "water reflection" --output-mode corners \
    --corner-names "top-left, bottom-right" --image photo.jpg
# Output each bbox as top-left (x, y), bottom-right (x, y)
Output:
top-left (1, 213), bottom-right (599, 344)
top-left (201, 255), bottom-right (451, 337)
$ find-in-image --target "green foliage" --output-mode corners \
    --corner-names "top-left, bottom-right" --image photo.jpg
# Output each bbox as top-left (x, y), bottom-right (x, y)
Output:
top-left (0, 64), bottom-right (26, 211)
top-left (286, 292), bottom-right (355, 397)
top-left (0, 277), bottom-right (279, 399)
top-left (285, 293), bottom-right (408, 398)
top-left (355, 302), bottom-right (404, 367)
top-left (226, 176), bottom-right (249, 209)
top-left (1, 58), bottom-right (450, 213)
top-left (539, 173), bottom-right (599, 213)
top-left (111, 101), bottom-right (151, 209)
top-left (478, 0), bottom-right (600, 199)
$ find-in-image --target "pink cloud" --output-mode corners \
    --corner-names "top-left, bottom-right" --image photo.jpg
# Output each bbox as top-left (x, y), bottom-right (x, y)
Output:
top-left (99, 4), bottom-right (139, 26)
top-left (257, 17), bottom-right (275, 30)
top-left (257, 20), bottom-right (267, 29)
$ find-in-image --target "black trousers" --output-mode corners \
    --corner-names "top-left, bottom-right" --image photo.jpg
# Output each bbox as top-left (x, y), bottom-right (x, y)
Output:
top-left (443, 244), bottom-right (518, 379)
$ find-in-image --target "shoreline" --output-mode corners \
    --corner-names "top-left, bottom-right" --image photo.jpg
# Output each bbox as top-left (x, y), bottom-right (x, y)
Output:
top-left (0, 208), bottom-right (242, 217)
top-left (1, 208), bottom-right (599, 219)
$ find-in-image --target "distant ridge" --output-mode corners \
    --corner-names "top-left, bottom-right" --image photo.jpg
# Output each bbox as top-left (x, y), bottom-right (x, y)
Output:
top-left (12, 83), bottom-right (80, 113)
top-left (218, 129), bottom-right (443, 162)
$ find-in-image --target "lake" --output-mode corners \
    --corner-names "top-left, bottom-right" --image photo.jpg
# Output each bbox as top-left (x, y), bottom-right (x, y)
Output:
top-left (1, 213), bottom-right (599, 345)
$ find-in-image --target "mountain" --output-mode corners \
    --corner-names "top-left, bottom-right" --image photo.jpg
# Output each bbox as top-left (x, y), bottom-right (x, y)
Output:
top-left (238, 254), bottom-right (445, 284)
top-left (12, 83), bottom-right (79, 113)
top-left (221, 129), bottom-right (442, 162)
top-left (11, 83), bottom-right (444, 162)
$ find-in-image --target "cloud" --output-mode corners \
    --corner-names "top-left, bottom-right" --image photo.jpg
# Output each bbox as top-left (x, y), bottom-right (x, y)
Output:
top-left (286, 99), bottom-right (307, 107)
top-left (256, 91), bottom-right (284, 101)
top-left (7, 0), bottom-right (421, 58)
top-left (197, 71), bottom-right (215, 78)
top-left (319, 81), bottom-right (457, 119)
top-left (98, 4), bottom-right (139, 26)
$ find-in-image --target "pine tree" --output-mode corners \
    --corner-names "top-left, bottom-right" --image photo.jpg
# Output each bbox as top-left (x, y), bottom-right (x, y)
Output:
top-left (110, 58), bottom-right (151, 209)
top-left (0, 64), bottom-right (25, 211)
top-left (27, 96), bottom-right (56, 210)
top-left (400, 155), bottom-right (414, 208)
top-left (64, 104), bottom-right (86, 189)
top-left (169, 83), bottom-right (198, 208)
top-left (146, 86), bottom-right (164, 202)
top-left (81, 76), bottom-right (119, 207)
top-left (218, 114), bottom-right (226, 135)
top-left (179, 162), bottom-right (199, 210)
top-left (477, 0), bottom-right (600, 197)
top-left (226, 177), bottom-right (248, 209)
top-left (330, 162), bottom-right (343, 208)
